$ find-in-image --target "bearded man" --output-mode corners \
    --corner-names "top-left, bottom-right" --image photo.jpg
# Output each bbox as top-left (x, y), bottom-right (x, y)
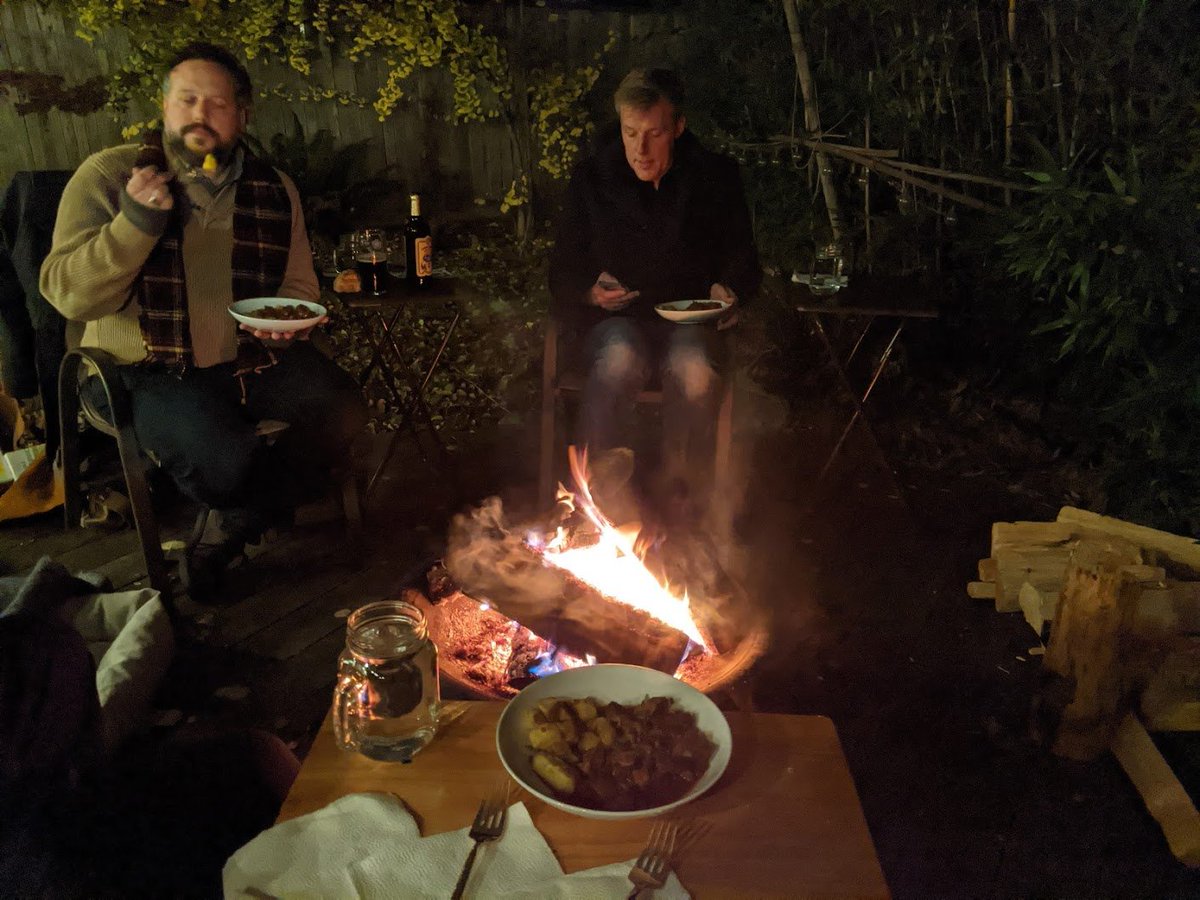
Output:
top-left (41, 43), bottom-right (367, 600)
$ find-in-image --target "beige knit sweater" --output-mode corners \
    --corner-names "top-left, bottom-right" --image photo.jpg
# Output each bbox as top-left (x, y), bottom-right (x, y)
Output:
top-left (40, 143), bottom-right (318, 367)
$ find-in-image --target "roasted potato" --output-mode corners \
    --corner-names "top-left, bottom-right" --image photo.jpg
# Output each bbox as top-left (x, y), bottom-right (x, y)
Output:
top-left (522, 694), bottom-right (716, 812)
top-left (532, 752), bottom-right (577, 794)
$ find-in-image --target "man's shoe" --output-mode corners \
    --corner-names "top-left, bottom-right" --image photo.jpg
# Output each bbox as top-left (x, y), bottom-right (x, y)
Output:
top-left (179, 507), bottom-right (258, 604)
top-left (179, 535), bottom-right (247, 605)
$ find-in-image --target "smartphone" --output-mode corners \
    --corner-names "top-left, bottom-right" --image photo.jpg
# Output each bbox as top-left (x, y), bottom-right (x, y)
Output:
top-left (598, 279), bottom-right (623, 291)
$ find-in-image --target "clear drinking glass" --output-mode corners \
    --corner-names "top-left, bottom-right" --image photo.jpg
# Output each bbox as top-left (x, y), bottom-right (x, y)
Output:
top-left (333, 599), bottom-right (441, 762)
top-left (332, 233), bottom-right (358, 274)
top-left (386, 233), bottom-right (406, 279)
top-left (809, 242), bottom-right (845, 296)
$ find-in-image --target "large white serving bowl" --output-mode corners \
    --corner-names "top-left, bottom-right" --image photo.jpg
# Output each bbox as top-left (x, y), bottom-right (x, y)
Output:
top-left (495, 664), bottom-right (732, 820)
top-left (228, 297), bottom-right (326, 333)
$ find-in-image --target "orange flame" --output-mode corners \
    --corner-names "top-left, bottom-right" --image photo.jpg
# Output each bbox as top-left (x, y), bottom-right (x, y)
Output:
top-left (536, 446), bottom-right (708, 649)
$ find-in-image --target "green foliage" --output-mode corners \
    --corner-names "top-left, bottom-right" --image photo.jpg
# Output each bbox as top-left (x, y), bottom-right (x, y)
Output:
top-left (244, 112), bottom-right (373, 230)
top-left (994, 148), bottom-right (1200, 530)
top-left (323, 228), bottom-right (547, 440)
top-left (47, 0), bottom-right (609, 236)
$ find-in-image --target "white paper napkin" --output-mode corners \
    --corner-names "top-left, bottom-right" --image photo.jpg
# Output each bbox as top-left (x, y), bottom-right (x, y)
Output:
top-left (223, 792), bottom-right (690, 899)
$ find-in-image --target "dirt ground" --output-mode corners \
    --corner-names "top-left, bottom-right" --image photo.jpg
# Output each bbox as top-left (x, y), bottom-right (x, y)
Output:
top-left (717, 321), bottom-right (1200, 897)
top-left (17, 301), bottom-right (1199, 898)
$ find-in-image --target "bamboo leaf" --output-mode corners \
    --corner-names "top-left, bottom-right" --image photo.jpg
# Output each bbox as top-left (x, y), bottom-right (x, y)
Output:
top-left (1103, 162), bottom-right (1126, 196)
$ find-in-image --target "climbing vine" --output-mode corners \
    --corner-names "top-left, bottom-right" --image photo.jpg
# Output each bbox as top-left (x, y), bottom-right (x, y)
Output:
top-left (47, 0), bottom-right (606, 231)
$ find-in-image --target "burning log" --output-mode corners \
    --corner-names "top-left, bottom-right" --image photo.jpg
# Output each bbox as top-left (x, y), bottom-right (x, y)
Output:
top-left (444, 497), bottom-right (691, 674)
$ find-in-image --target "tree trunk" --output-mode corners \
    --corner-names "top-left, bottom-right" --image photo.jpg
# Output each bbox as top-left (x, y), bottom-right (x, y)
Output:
top-left (780, 0), bottom-right (842, 245)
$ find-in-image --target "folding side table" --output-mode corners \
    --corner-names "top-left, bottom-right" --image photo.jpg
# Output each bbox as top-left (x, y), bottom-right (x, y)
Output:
top-left (785, 273), bottom-right (941, 485)
top-left (339, 277), bottom-right (464, 498)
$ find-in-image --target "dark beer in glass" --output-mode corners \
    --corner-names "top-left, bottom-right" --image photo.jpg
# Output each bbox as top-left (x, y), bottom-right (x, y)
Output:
top-left (355, 228), bottom-right (389, 295)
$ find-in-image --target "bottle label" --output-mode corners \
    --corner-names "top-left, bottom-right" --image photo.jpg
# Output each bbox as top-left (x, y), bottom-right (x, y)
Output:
top-left (414, 236), bottom-right (433, 277)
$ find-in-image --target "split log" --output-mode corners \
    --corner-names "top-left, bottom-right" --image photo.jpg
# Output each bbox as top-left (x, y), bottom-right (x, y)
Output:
top-left (1018, 582), bottom-right (1057, 637)
top-left (444, 497), bottom-right (690, 674)
top-left (1057, 506), bottom-right (1200, 577)
top-left (1043, 537), bottom-right (1173, 759)
top-left (967, 581), bottom-right (996, 600)
top-left (978, 557), bottom-right (998, 581)
top-left (990, 521), bottom-right (1075, 613)
top-left (1111, 713), bottom-right (1200, 867)
top-left (1142, 637), bottom-right (1200, 731)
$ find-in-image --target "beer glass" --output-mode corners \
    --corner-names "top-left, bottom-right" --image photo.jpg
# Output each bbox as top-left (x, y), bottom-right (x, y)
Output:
top-left (354, 228), bottom-right (389, 295)
top-left (333, 599), bottom-right (440, 762)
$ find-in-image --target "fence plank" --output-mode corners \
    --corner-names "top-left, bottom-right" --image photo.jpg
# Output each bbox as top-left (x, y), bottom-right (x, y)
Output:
top-left (0, 2), bottom-right (649, 209)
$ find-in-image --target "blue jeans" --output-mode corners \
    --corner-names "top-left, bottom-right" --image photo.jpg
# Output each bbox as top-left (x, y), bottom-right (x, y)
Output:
top-left (579, 317), bottom-right (724, 472)
top-left (83, 343), bottom-right (367, 535)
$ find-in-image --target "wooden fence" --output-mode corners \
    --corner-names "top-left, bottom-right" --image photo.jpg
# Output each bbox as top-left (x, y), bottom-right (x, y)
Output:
top-left (0, 2), bottom-right (689, 214)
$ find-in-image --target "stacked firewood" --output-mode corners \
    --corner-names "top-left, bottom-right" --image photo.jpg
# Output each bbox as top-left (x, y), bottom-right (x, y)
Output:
top-left (969, 506), bottom-right (1200, 866)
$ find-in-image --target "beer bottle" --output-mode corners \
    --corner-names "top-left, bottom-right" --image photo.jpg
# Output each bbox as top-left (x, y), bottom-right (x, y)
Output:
top-left (404, 193), bottom-right (432, 288)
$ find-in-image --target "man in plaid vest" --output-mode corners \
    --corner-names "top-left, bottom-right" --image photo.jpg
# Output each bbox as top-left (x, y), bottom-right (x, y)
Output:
top-left (41, 43), bottom-right (367, 602)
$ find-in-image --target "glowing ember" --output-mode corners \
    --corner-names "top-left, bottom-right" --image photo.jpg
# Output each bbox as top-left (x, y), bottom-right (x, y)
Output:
top-left (531, 446), bottom-right (708, 650)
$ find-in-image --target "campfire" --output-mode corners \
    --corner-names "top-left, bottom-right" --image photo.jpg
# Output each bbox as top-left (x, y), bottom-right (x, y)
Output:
top-left (408, 447), bottom-right (766, 699)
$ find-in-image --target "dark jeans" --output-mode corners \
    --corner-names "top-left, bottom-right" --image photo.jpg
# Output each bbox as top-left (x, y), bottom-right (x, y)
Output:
top-left (579, 317), bottom-right (726, 473)
top-left (83, 343), bottom-right (368, 536)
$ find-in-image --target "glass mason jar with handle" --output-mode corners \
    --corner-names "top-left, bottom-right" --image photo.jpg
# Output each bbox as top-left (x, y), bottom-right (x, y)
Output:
top-left (333, 599), bottom-right (440, 761)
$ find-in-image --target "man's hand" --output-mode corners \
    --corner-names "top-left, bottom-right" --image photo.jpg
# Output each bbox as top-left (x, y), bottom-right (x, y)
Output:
top-left (712, 283), bottom-right (740, 331)
top-left (239, 316), bottom-right (329, 345)
top-left (589, 271), bottom-right (640, 311)
top-left (126, 166), bottom-right (175, 211)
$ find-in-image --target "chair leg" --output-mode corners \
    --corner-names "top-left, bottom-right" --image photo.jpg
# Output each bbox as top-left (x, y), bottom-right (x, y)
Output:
top-left (112, 424), bottom-right (173, 604)
top-left (341, 470), bottom-right (363, 535)
top-left (57, 354), bottom-right (84, 531)
top-left (539, 389), bottom-right (558, 512)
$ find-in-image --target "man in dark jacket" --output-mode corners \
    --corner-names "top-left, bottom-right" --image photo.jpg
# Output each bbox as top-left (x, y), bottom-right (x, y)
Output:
top-left (549, 68), bottom-right (760, 482)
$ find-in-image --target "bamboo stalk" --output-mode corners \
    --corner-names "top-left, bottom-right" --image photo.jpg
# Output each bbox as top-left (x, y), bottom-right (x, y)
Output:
top-left (1044, 3), bottom-right (1068, 167)
top-left (974, 0), bottom-right (996, 152)
top-left (764, 138), bottom-right (898, 158)
top-left (1004, 0), bottom-right (1016, 205)
top-left (883, 158), bottom-right (1031, 191)
top-left (780, 0), bottom-right (842, 244)
top-left (850, 152), bottom-right (1003, 215)
top-left (864, 72), bottom-right (872, 269)
top-left (764, 136), bottom-right (1030, 193)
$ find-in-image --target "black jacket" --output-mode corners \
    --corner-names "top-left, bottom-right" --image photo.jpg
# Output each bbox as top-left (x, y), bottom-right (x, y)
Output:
top-left (549, 127), bottom-right (760, 333)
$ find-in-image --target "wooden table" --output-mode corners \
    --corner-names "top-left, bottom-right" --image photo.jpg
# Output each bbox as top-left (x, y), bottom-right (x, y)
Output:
top-left (279, 701), bottom-right (889, 898)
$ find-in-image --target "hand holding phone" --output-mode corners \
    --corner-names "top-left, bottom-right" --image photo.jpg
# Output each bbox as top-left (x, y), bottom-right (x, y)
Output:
top-left (591, 272), bottom-right (638, 310)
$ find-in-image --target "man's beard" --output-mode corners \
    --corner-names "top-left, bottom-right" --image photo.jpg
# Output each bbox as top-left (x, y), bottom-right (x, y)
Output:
top-left (165, 125), bottom-right (238, 171)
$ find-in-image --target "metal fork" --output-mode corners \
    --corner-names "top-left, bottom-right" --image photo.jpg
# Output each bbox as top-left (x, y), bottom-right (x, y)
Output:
top-left (450, 782), bottom-right (509, 900)
top-left (627, 821), bottom-right (678, 899)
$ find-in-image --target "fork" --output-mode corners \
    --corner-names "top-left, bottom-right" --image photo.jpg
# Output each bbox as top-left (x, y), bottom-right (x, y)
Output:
top-left (450, 782), bottom-right (509, 900)
top-left (627, 821), bottom-right (678, 899)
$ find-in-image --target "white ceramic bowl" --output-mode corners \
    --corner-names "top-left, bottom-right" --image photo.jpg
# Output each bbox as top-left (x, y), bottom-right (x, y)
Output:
top-left (228, 297), bottom-right (326, 333)
top-left (495, 664), bottom-right (732, 820)
top-left (654, 299), bottom-right (730, 325)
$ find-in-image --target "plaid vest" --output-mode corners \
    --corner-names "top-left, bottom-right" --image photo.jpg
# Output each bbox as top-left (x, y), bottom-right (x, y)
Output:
top-left (135, 132), bottom-right (292, 371)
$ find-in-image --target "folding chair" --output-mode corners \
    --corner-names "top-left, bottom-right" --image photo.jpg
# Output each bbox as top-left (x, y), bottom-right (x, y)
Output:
top-left (58, 348), bottom-right (365, 612)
